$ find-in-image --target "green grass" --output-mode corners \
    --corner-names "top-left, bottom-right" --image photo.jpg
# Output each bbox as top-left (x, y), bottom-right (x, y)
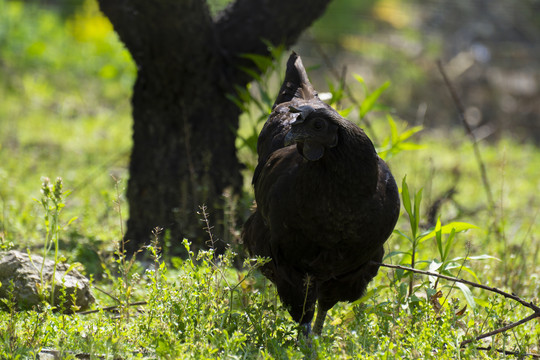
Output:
top-left (0, 1), bottom-right (539, 359)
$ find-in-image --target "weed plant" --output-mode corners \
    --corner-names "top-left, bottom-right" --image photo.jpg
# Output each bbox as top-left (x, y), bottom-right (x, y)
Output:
top-left (0, 1), bottom-right (538, 359)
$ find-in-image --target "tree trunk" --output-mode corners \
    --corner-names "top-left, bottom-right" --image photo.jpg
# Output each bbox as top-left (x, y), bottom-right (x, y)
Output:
top-left (97, 0), bottom-right (332, 256)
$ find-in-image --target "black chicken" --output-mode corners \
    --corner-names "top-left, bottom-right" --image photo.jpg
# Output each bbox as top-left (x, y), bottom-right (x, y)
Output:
top-left (242, 52), bottom-right (400, 336)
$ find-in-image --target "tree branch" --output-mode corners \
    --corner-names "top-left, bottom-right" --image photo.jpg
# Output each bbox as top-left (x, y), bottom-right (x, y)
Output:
top-left (97, 0), bottom-right (146, 62)
top-left (98, 0), bottom-right (214, 66)
top-left (215, 0), bottom-right (333, 84)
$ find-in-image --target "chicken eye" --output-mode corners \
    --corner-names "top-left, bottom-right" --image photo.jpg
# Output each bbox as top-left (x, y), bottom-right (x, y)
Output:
top-left (312, 118), bottom-right (326, 131)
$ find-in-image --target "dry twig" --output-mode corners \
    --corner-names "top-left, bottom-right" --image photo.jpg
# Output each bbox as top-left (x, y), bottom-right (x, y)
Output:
top-left (436, 60), bottom-right (495, 213)
top-left (374, 262), bottom-right (540, 349)
top-left (77, 301), bottom-right (147, 315)
top-left (460, 312), bottom-right (540, 346)
top-left (475, 346), bottom-right (540, 359)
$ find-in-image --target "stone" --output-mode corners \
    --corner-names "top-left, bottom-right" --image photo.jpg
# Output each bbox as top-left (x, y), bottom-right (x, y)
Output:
top-left (0, 250), bottom-right (95, 312)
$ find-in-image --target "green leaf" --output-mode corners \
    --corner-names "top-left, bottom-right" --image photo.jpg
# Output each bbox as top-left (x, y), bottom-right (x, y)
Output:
top-left (326, 79), bottom-right (345, 106)
top-left (401, 176), bottom-right (412, 217)
top-left (396, 142), bottom-right (425, 151)
top-left (64, 216), bottom-right (78, 228)
top-left (399, 253), bottom-right (413, 266)
top-left (353, 74), bottom-right (366, 85)
top-left (236, 130), bottom-right (258, 154)
top-left (338, 106), bottom-right (354, 118)
top-left (393, 229), bottom-right (412, 242)
top-left (63, 262), bottom-right (81, 276)
top-left (419, 222), bottom-right (479, 243)
top-left (359, 81), bottom-right (390, 118)
top-left (474, 297), bottom-right (491, 308)
top-left (259, 89), bottom-right (273, 112)
top-left (458, 266), bottom-right (482, 284)
top-left (428, 260), bottom-right (442, 272)
top-left (458, 254), bottom-right (501, 261)
top-left (435, 218), bottom-right (444, 258)
top-left (239, 53), bottom-right (273, 73)
top-left (398, 126), bottom-right (423, 141)
top-left (353, 73), bottom-right (368, 93)
top-left (442, 228), bottom-right (456, 261)
top-left (444, 263), bottom-right (482, 283)
top-left (413, 188), bottom-right (423, 234)
top-left (455, 282), bottom-right (476, 309)
top-left (225, 93), bottom-right (248, 112)
top-left (238, 66), bottom-right (262, 82)
top-left (266, 41), bottom-right (286, 63)
top-left (383, 250), bottom-right (409, 260)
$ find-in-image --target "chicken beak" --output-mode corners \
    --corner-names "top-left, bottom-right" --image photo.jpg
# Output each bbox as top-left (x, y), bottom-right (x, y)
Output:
top-left (285, 105), bottom-right (314, 146)
top-left (284, 125), bottom-right (310, 146)
top-left (284, 129), bottom-right (297, 146)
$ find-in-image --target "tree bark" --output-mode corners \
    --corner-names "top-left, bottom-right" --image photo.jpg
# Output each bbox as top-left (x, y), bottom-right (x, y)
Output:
top-left (97, 0), bottom-right (332, 256)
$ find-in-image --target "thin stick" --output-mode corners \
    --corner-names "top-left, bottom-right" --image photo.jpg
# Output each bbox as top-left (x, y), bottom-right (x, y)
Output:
top-left (77, 301), bottom-right (147, 315)
top-left (440, 244), bottom-right (470, 309)
top-left (436, 60), bottom-right (495, 212)
top-left (373, 262), bottom-right (540, 312)
top-left (474, 346), bottom-right (540, 359)
top-left (299, 275), bottom-right (312, 325)
top-left (93, 286), bottom-right (120, 303)
top-left (374, 262), bottom-right (540, 350)
top-left (460, 312), bottom-right (539, 346)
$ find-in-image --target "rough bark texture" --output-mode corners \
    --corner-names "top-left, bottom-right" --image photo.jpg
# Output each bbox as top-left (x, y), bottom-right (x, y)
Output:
top-left (97, 0), bottom-right (332, 256)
